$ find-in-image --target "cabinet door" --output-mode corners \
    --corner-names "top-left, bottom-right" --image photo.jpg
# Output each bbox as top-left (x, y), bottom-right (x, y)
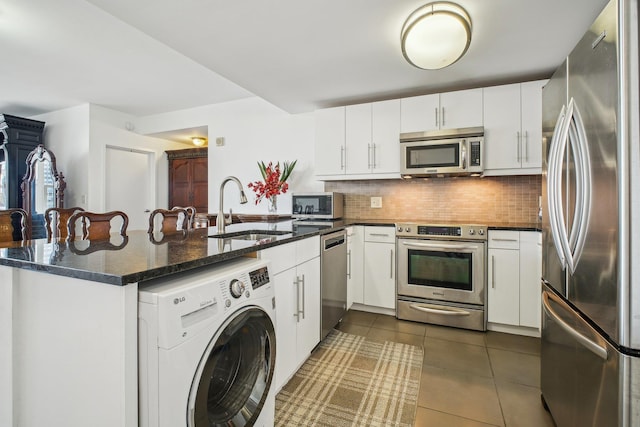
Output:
top-left (295, 256), bottom-right (321, 365)
top-left (400, 93), bottom-right (439, 133)
top-left (363, 241), bottom-right (395, 309)
top-left (169, 159), bottom-right (192, 208)
top-left (487, 248), bottom-right (520, 325)
top-left (315, 107), bottom-right (346, 176)
top-left (371, 99), bottom-right (400, 174)
top-left (519, 232), bottom-right (542, 328)
top-left (520, 80), bottom-right (545, 169)
top-left (345, 103), bottom-right (372, 174)
top-left (273, 267), bottom-right (298, 391)
top-left (347, 226), bottom-right (365, 306)
top-left (439, 88), bottom-right (483, 129)
top-left (191, 157), bottom-right (209, 214)
top-left (483, 83), bottom-right (522, 171)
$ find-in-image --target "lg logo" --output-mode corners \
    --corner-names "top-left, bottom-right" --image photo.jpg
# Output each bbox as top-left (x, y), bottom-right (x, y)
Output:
top-left (173, 296), bottom-right (186, 305)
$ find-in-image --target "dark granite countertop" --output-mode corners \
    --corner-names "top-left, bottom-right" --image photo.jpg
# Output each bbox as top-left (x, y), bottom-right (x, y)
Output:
top-left (0, 218), bottom-right (540, 286)
top-left (0, 220), bottom-right (337, 286)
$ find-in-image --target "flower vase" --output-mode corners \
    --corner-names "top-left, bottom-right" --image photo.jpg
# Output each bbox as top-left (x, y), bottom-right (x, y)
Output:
top-left (267, 195), bottom-right (278, 215)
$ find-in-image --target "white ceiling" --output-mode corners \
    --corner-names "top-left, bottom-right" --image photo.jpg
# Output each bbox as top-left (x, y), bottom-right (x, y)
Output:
top-left (1, 0), bottom-right (609, 119)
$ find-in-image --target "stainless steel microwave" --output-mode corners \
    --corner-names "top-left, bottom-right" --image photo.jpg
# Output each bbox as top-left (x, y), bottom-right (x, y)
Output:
top-left (292, 192), bottom-right (344, 219)
top-left (400, 127), bottom-right (484, 177)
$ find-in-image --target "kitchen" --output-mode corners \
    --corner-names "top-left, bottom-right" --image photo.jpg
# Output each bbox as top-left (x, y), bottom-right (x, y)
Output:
top-left (0, 0), bottom-right (634, 426)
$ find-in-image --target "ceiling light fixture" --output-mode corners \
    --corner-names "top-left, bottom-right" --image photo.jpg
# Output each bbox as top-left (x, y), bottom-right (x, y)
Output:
top-left (401, 2), bottom-right (472, 70)
top-left (191, 137), bottom-right (206, 147)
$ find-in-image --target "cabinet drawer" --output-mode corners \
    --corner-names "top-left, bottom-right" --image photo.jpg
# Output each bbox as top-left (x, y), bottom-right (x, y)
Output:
top-left (295, 235), bottom-right (320, 265)
top-left (364, 226), bottom-right (395, 243)
top-left (488, 230), bottom-right (520, 249)
top-left (260, 242), bottom-right (296, 275)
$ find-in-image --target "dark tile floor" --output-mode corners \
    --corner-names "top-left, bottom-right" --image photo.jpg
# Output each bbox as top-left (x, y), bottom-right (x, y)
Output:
top-left (336, 309), bottom-right (556, 427)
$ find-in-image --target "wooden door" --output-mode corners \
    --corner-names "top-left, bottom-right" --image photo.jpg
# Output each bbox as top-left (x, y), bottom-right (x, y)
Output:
top-left (167, 148), bottom-right (208, 215)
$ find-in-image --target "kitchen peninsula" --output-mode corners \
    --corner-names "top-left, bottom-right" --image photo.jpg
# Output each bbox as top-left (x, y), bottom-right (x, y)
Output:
top-left (0, 220), bottom-right (339, 427)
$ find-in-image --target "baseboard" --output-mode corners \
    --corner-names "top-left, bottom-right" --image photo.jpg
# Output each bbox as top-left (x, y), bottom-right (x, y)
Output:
top-left (487, 322), bottom-right (540, 337)
top-left (349, 303), bottom-right (396, 317)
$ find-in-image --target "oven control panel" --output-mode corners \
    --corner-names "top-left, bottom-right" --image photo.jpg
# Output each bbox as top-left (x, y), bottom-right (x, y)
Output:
top-left (396, 223), bottom-right (487, 241)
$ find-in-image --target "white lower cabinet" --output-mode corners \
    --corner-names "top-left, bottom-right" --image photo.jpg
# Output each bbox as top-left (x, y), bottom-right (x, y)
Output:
top-left (487, 230), bottom-right (542, 332)
top-left (347, 226), bottom-right (364, 307)
top-left (260, 236), bottom-right (320, 391)
top-left (363, 226), bottom-right (396, 309)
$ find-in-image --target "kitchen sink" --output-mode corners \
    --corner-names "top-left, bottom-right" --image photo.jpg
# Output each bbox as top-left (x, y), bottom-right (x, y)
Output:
top-left (208, 229), bottom-right (291, 241)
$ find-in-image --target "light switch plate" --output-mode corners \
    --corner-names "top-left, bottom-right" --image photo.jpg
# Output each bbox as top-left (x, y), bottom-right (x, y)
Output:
top-left (370, 196), bottom-right (382, 208)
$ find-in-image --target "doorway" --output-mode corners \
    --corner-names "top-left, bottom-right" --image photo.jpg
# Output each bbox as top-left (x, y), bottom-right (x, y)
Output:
top-left (105, 145), bottom-right (154, 231)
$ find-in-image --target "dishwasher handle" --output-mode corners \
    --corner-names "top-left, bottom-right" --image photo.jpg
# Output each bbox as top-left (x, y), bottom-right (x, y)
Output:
top-left (323, 232), bottom-right (346, 251)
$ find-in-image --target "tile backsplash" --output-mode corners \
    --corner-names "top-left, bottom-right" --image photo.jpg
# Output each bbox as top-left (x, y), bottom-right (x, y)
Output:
top-left (325, 175), bottom-right (541, 224)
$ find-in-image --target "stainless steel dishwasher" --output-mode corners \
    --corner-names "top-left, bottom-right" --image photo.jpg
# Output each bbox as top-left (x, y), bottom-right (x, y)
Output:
top-left (320, 229), bottom-right (347, 340)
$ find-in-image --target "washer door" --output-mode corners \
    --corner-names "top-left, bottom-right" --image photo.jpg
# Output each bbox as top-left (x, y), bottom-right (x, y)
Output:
top-left (188, 305), bottom-right (276, 427)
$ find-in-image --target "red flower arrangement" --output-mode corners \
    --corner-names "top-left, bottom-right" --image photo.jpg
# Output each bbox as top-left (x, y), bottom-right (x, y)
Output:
top-left (247, 160), bottom-right (297, 205)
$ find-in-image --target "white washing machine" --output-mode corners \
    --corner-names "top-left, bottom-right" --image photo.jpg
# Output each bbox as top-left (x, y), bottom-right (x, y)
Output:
top-left (138, 257), bottom-right (276, 427)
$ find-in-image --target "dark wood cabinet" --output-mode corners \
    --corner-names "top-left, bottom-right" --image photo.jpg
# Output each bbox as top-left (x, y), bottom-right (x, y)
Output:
top-left (0, 114), bottom-right (45, 211)
top-left (167, 148), bottom-right (208, 215)
top-left (0, 115), bottom-right (45, 240)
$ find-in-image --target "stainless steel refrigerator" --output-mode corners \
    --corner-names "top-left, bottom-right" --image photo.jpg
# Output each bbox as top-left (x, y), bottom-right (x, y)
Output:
top-left (541, 0), bottom-right (640, 425)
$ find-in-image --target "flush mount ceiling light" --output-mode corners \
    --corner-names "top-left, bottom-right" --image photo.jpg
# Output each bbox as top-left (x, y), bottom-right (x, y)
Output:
top-left (401, 2), bottom-right (472, 70)
top-left (191, 137), bottom-right (206, 147)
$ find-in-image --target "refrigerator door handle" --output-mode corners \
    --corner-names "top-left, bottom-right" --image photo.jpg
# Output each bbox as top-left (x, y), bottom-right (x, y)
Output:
top-left (567, 100), bottom-right (592, 273)
top-left (547, 104), bottom-right (569, 268)
top-left (542, 290), bottom-right (608, 360)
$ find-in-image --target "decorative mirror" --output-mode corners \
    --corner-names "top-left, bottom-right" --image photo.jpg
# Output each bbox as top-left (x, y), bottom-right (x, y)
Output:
top-left (21, 145), bottom-right (66, 239)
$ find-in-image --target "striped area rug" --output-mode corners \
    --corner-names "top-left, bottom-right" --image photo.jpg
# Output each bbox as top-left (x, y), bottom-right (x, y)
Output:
top-left (275, 329), bottom-right (423, 427)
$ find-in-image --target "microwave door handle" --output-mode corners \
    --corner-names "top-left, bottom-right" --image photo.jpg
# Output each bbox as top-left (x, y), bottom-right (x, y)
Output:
top-left (461, 142), bottom-right (467, 169)
top-left (401, 241), bottom-right (479, 251)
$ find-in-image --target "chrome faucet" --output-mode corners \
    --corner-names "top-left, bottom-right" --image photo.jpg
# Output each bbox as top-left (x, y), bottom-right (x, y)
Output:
top-left (217, 176), bottom-right (248, 234)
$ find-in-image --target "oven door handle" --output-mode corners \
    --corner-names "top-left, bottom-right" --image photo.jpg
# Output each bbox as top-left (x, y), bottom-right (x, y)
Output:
top-left (401, 241), bottom-right (479, 251)
top-left (409, 303), bottom-right (471, 316)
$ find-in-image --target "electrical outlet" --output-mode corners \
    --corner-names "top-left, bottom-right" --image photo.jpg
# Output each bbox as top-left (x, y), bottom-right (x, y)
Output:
top-left (370, 196), bottom-right (382, 208)
top-left (215, 137), bottom-right (225, 146)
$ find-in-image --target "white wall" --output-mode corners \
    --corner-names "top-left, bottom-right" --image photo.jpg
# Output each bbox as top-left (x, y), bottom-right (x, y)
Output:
top-left (87, 105), bottom-right (185, 213)
top-left (33, 104), bottom-right (91, 209)
top-left (34, 104), bottom-right (185, 215)
top-left (135, 97), bottom-right (322, 215)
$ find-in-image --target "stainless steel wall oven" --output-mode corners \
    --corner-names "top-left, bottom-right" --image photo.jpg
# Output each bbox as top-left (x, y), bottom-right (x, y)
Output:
top-left (396, 223), bottom-right (487, 331)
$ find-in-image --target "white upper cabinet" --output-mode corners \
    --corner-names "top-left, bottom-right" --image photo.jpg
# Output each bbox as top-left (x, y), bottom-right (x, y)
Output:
top-left (483, 80), bottom-right (546, 175)
top-left (317, 100), bottom-right (400, 179)
top-left (400, 88), bottom-right (483, 133)
top-left (315, 106), bottom-right (346, 176)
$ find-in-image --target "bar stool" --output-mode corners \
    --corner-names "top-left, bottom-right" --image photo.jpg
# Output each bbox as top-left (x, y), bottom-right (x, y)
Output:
top-left (67, 210), bottom-right (129, 241)
top-left (45, 207), bottom-right (85, 240)
top-left (171, 206), bottom-right (196, 229)
top-left (148, 208), bottom-right (189, 233)
top-left (0, 208), bottom-right (29, 242)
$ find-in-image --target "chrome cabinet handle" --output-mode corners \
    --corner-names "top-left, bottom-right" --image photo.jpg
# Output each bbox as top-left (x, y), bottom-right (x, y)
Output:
top-left (542, 291), bottom-right (607, 360)
top-left (389, 249), bottom-right (394, 279)
top-left (517, 131), bottom-right (521, 162)
top-left (491, 255), bottom-right (496, 289)
top-left (293, 276), bottom-right (300, 322)
top-left (491, 238), bottom-right (518, 242)
top-left (524, 131), bottom-right (529, 162)
top-left (435, 107), bottom-right (439, 127)
top-left (441, 107), bottom-right (445, 127)
top-left (347, 249), bottom-right (352, 279)
top-left (369, 233), bottom-right (391, 238)
top-left (409, 303), bottom-right (470, 316)
top-left (372, 143), bottom-right (377, 169)
top-left (367, 143), bottom-right (372, 169)
top-left (340, 146), bottom-right (345, 170)
top-left (300, 274), bottom-right (306, 320)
